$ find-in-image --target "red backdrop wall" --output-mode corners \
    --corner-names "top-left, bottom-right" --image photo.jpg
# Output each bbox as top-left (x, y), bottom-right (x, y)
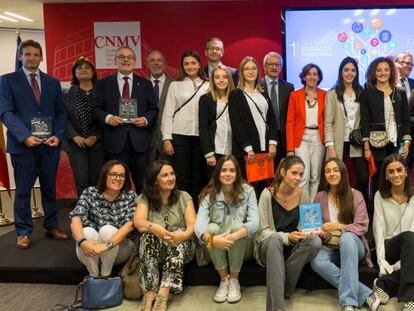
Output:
top-left (43, 0), bottom-right (414, 198)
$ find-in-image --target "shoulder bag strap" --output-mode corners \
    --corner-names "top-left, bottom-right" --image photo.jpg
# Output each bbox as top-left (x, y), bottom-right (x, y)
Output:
top-left (215, 102), bottom-right (228, 121)
top-left (243, 91), bottom-right (269, 130)
top-left (173, 80), bottom-right (206, 118)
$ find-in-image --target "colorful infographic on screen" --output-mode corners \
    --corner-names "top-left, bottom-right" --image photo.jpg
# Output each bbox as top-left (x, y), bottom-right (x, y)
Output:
top-left (284, 8), bottom-right (414, 89)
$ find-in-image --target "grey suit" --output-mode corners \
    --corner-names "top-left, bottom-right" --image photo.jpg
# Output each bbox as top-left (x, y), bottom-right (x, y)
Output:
top-left (261, 76), bottom-right (294, 162)
top-left (148, 75), bottom-right (174, 162)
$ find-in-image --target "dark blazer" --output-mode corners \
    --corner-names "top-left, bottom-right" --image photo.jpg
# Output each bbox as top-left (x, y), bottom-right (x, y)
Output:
top-left (198, 93), bottom-right (226, 156)
top-left (64, 85), bottom-right (103, 152)
top-left (408, 77), bottom-right (414, 90)
top-left (0, 69), bottom-right (66, 154)
top-left (93, 73), bottom-right (158, 154)
top-left (260, 77), bottom-right (294, 151)
top-left (360, 87), bottom-right (411, 160)
top-left (203, 65), bottom-right (239, 85)
top-left (228, 88), bottom-right (277, 158)
top-left (148, 75), bottom-right (174, 153)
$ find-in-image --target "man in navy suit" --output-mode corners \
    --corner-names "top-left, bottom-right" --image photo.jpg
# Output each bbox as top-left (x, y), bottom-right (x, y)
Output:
top-left (203, 37), bottom-right (238, 85)
top-left (94, 46), bottom-right (158, 194)
top-left (261, 51), bottom-right (294, 167)
top-left (395, 53), bottom-right (414, 100)
top-left (0, 39), bottom-right (68, 249)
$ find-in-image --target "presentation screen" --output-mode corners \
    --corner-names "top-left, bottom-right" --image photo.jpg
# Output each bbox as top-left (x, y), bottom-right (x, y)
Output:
top-left (283, 7), bottom-right (414, 89)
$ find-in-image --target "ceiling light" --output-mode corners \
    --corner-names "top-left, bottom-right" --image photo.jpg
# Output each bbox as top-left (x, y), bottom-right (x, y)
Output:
top-left (0, 15), bottom-right (18, 22)
top-left (4, 11), bottom-right (34, 22)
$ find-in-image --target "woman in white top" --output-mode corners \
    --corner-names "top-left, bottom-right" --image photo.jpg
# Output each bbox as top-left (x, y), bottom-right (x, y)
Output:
top-left (324, 57), bottom-right (369, 203)
top-left (161, 50), bottom-right (209, 201)
top-left (199, 65), bottom-right (235, 179)
top-left (228, 56), bottom-right (277, 194)
top-left (372, 153), bottom-right (414, 311)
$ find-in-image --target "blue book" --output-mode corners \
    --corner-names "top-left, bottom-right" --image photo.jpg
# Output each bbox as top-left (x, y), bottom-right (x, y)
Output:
top-left (299, 203), bottom-right (322, 234)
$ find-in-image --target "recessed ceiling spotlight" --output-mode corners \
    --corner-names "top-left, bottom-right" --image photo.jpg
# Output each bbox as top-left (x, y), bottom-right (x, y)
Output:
top-left (4, 11), bottom-right (34, 22)
top-left (0, 15), bottom-right (18, 22)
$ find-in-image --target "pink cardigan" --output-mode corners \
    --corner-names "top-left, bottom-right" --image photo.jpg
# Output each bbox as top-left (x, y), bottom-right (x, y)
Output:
top-left (314, 189), bottom-right (373, 267)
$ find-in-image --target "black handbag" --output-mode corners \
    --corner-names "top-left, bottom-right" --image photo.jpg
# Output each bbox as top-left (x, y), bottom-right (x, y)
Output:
top-left (340, 100), bottom-right (363, 146)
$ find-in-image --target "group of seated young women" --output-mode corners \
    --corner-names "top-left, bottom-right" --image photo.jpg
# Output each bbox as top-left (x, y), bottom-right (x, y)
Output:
top-left (69, 152), bottom-right (414, 311)
top-left (66, 49), bottom-right (414, 311)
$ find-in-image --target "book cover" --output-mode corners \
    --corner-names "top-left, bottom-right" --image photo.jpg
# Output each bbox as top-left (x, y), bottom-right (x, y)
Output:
top-left (299, 203), bottom-right (322, 234)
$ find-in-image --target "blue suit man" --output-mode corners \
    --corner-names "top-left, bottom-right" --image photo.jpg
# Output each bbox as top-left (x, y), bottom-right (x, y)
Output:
top-left (0, 40), bottom-right (68, 249)
top-left (94, 46), bottom-right (158, 194)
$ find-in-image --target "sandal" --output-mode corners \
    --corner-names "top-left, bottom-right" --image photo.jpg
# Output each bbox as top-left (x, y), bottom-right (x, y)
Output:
top-left (139, 292), bottom-right (156, 311)
top-left (152, 294), bottom-right (168, 311)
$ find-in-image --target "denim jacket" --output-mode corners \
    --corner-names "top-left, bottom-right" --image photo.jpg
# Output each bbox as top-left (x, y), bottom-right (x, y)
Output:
top-left (194, 183), bottom-right (259, 242)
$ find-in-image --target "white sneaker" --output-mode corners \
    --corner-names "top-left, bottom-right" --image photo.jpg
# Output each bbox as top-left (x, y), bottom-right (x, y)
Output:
top-left (214, 279), bottom-right (229, 303)
top-left (365, 292), bottom-right (380, 311)
top-left (227, 278), bottom-right (241, 303)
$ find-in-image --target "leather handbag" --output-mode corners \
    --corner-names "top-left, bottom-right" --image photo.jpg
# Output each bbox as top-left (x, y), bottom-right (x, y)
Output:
top-left (119, 245), bottom-right (142, 300)
top-left (195, 242), bottom-right (211, 267)
top-left (80, 276), bottom-right (123, 309)
top-left (369, 131), bottom-right (389, 149)
top-left (323, 229), bottom-right (343, 249)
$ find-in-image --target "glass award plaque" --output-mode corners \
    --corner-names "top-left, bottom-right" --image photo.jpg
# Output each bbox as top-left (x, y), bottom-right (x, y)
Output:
top-left (31, 116), bottom-right (52, 140)
top-left (119, 98), bottom-right (137, 123)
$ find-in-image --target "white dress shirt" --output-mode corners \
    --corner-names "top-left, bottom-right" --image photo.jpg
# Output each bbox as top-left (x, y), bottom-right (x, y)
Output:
top-left (214, 98), bottom-right (232, 155)
top-left (161, 77), bottom-right (209, 140)
top-left (150, 74), bottom-right (166, 99)
top-left (117, 71), bottom-right (133, 98)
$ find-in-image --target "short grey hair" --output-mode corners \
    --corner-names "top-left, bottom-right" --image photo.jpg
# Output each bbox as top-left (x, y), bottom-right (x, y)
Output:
top-left (263, 51), bottom-right (283, 67)
top-left (394, 52), bottom-right (413, 63)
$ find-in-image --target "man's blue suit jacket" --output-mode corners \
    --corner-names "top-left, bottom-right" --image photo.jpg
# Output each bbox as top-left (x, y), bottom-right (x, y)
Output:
top-left (93, 73), bottom-right (158, 154)
top-left (0, 69), bottom-right (66, 154)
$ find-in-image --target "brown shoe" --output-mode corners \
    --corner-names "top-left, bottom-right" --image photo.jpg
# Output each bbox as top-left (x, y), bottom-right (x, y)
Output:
top-left (17, 235), bottom-right (31, 249)
top-left (45, 229), bottom-right (69, 240)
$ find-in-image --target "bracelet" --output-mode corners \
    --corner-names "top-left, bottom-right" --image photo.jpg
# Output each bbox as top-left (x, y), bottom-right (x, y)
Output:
top-left (205, 152), bottom-right (215, 159)
top-left (146, 222), bottom-right (152, 233)
top-left (207, 233), bottom-right (215, 249)
top-left (77, 237), bottom-right (87, 247)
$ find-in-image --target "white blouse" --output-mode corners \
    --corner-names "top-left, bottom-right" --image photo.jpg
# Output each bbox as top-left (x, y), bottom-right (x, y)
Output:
top-left (305, 100), bottom-right (318, 128)
top-left (161, 78), bottom-right (209, 140)
top-left (243, 90), bottom-right (269, 151)
top-left (384, 96), bottom-right (397, 146)
top-left (342, 93), bottom-right (359, 142)
top-left (214, 98), bottom-right (232, 155)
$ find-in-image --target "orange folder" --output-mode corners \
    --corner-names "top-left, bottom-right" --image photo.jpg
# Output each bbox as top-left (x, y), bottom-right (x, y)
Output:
top-left (244, 153), bottom-right (275, 183)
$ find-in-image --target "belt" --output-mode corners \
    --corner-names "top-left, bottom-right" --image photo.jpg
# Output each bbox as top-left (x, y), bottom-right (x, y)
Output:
top-left (305, 126), bottom-right (319, 130)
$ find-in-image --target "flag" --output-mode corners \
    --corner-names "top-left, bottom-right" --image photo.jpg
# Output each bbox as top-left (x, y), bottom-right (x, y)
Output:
top-left (15, 28), bottom-right (22, 71)
top-left (0, 124), bottom-right (11, 195)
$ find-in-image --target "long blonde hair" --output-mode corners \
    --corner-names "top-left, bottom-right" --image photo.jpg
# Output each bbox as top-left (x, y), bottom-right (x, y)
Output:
top-left (208, 65), bottom-right (235, 101)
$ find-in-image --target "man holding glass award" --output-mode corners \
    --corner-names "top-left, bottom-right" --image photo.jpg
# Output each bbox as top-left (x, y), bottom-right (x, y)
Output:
top-left (0, 39), bottom-right (68, 249)
top-left (94, 46), bottom-right (158, 194)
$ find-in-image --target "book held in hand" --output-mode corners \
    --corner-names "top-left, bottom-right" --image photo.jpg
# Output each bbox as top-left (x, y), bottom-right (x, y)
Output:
top-left (299, 203), bottom-right (322, 234)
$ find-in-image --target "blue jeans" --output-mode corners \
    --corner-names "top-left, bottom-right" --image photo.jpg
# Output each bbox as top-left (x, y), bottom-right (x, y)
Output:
top-left (310, 232), bottom-right (372, 307)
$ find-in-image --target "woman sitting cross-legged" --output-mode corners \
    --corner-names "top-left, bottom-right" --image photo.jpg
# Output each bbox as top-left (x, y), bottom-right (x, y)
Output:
top-left (310, 158), bottom-right (379, 311)
top-left (372, 154), bottom-right (414, 311)
top-left (254, 155), bottom-right (321, 311)
top-left (69, 160), bottom-right (136, 277)
top-left (134, 160), bottom-right (196, 311)
top-left (194, 155), bottom-right (259, 303)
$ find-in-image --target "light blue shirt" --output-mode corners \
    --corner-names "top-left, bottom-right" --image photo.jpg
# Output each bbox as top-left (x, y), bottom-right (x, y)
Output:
top-left (194, 184), bottom-right (259, 241)
top-left (22, 67), bottom-right (41, 92)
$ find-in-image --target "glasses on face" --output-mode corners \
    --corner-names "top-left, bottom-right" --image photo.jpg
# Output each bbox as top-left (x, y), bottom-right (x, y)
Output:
top-left (207, 46), bottom-right (222, 52)
top-left (108, 172), bottom-right (127, 180)
top-left (400, 61), bottom-right (414, 67)
top-left (116, 55), bottom-right (135, 61)
top-left (266, 62), bottom-right (281, 68)
top-left (243, 66), bottom-right (258, 72)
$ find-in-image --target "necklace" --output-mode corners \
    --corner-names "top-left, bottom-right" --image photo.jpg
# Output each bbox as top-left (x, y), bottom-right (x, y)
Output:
top-left (305, 91), bottom-right (317, 108)
top-left (391, 190), bottom-right (407, 204)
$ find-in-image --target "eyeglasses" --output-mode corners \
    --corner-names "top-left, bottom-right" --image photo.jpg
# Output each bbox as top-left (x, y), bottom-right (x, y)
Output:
top-left (400, 61), bottom-right (414, 67)
top-left (206, 47), bottom-right (222, 52)
top-left (266, 63), bottom-right (281, 68)
top-left (116, 55), bottom-right (135, 61)
top-left (243, 66), bottom-right (258, 72)
top-left (108, 172), bottom-right (127, 180)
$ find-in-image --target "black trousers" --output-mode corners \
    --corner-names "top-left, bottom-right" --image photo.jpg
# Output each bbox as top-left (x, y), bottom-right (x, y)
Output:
top-left (377, 231), bottom-right (414, 302)
top-left (172, 134), bottom-right (205, 204)
top-left (106, 134), bottom-right (149, 195)
top-left (343, 143), bottom-right (369, 200)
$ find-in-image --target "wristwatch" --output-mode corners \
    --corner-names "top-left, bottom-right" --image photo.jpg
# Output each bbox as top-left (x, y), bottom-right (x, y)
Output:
top-left (105, 240), bottom-right (114, 249)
